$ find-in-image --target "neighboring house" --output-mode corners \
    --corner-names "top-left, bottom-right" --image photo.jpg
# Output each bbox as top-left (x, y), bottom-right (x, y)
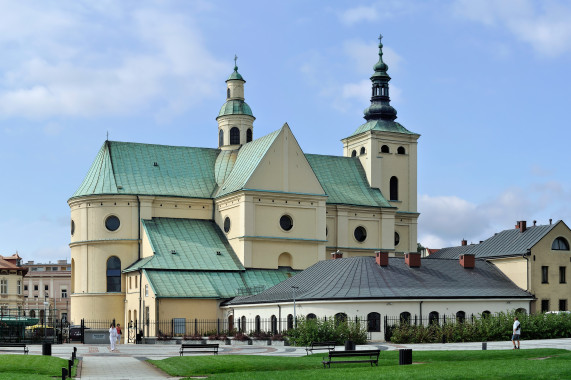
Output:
top-left (0, 254), bottom-right (27, 314)
top-left (224, 252), bottom-right (533, 340)
top-left (69, 36), bottom-right (420, 329)
top-left (429, 220), bottom-right (571, 313)
top-left (22, 260), bottom-right (71, 323)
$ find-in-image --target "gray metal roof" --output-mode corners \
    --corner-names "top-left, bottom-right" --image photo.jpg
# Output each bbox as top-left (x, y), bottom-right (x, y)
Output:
top-left (429, 222), bottom-right (560, 260)
top-left (226, 256), bottom-right (532, 305)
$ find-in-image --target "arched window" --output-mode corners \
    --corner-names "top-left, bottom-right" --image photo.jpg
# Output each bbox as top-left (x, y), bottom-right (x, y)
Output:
top-left (307, 313), bottom-right (317, 320)
top-left (219, 129), bottom-right (224, 147)
top-left (351, 150), bottom-right (357, 157)
top-left (271, 315), bottom-right (277, 334)
top-left (230, 127), bottom-right (240, 145)
top-left (390, 176), bottom-right (398, 201)
top-left (482, 310), bottom-right (491, 318)
top-left (397, 146), bottom-right (405, 154)
top-left (246, 128), bottom-right (253, 142)
top-left (367, 312), bottom-right (381, 332)
top-left (287, 314), bottom-right (294, 330)
top-left (278, 252), bottom-right (292, 268)
top-left (227, 88), bottom-right (231, 99)
top-left (552, 237), bottom-right (570, 250)
top-left (334, 312), bottom-right (347, 325)
top-left (515, 308), bottom-right (527, 315)
top-left (255, 315), bottom-right (261, 333)
top-left (360, 147), bottom-right (366, 155)
top-left (381, 145), bottom-right (390, 153)
top-left (240, 316), bottom-right (247, 332)
top-left (30, 310), bottom-right (36, 318)
top-left (456, 311), bottom-right (466, 323)
top-left (400, 312), bottom-right (411, 325)
top-left (429, 311), bottom-right (439, 325)
top-left (228, 315), bottom-right (234, 332)
top-left (106, 256), bottom-right (121, 292)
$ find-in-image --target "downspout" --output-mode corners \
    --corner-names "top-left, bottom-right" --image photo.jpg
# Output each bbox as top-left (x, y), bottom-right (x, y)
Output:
top-left (137, 196), bottom-right (142, 330)
top-left (419, 301), bottom-right (423, 321)
top-left (278, 305), bottom-right (281, 333)
top-left (523, 249), bottom-right (531, 313)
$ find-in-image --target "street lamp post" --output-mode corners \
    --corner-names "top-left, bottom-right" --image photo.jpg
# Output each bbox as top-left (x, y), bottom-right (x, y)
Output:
top-left (43, 293), bottom-right (49, 342)
top-left (291, 286), bottom-right (299, 328)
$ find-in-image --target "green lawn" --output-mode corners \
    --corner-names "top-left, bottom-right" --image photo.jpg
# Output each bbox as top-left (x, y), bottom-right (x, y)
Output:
top-left (0, 355), bottom-right (77, 380)
top-left (149, 349), bottom-right (571, 379)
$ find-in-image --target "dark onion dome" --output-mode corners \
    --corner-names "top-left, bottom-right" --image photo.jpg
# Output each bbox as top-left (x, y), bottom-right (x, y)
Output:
top-left (363, 102), bottom-right (397, 121)
top-left (217, 99), bottom-right (254, 118)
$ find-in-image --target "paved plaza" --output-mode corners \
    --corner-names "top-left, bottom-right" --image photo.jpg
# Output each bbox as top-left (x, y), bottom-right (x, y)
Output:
top-left (11, 338), bottom-right (571, 379)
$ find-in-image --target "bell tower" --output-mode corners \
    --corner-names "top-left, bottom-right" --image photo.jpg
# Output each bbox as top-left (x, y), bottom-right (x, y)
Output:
top-left (216, 56), bottom-right (255, 150)
top-left (341, 35), bottom-right (420, 253)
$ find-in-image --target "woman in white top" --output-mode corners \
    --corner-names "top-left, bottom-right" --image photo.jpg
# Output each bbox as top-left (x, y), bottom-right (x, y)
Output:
top-left (109, 324), bottom-right (118, 351)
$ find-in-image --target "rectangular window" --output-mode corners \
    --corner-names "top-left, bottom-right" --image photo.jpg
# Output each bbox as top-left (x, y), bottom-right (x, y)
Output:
top-left (135, 276), bottom-right (138, 288)
top-left (560, 299), bottom-right (567, 311)
top-left (52, 267), bottom-right (58, 271)
top-left (173, 318), bottom-right (186, 335)
top-left (34, 285), bottom-right (38, 291)
top-left (0, 279), bottom-right (7, 294)
top-left (145, 284), bottom-right (149, 297)
top-left (129, 277), bottom-right (132, 290)
top-left (24, 285), bottom-right (28, 291)
top-left (541, 266), bottom-right (549, 283)
top-left (541, 299), bottom-right (550, 313)
top-left (61, 289), bottom-right (67, 298)
top-left (560, 266), bottom-right (566, 284)
top-left (44, 285), bottom-right (49, 291)
top-left (17, 280), bottom-right (21, 295)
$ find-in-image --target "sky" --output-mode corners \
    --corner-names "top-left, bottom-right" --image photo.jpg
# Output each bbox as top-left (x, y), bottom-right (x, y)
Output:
top-left (1, 0), bottom-right (571, 263)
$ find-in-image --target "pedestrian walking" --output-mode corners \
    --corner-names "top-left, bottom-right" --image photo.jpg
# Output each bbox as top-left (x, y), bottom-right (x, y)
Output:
top-left (109, 323), bottom-right (118, 351)
top-left (512, 317), bottom-right (521, 349)
top-left (116, 324), bottom-right (122, 345)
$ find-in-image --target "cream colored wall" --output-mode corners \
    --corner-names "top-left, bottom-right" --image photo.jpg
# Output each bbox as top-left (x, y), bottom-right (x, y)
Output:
top-left (529, 222), bottom-right (571, 312)
top-left (491, 257), bottom-right (528, 290)
top-left (71, 293), bottom-right (125, 324)
top-left (0, 272), bottom-right (24, 308)
top-left (227, 79), bottom-right (245, 100)
top-left (245, 125), bottom-right (324, 195)
top-left (217, 114), bottom-right (254, 149)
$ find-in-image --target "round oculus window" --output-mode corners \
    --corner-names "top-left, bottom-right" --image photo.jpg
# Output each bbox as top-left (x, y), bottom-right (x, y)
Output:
top-left (223, 217), bottom-right (231, 233)
top-left (71, 220), bottom-right (75, 236)
top-left (105, 215), bottom-right (120, 232)
top-left (395, 232), bottom-right (400, 246)
top-left (280, 215), bottom-right (293, 231)
top-left (354, 226), bottom-right (367, 242)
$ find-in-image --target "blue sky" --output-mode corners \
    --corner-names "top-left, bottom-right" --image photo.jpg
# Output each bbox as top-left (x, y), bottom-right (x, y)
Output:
top-left (1, 0), bottom-right (571, 263)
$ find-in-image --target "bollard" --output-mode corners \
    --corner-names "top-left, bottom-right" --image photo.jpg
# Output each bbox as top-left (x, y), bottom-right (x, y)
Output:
top-left (61, 368), bottom-right (68, 380)
top-left (68, 359), bottom-right (73, 378)
top-left (482, 342), bottom-right (487, 350)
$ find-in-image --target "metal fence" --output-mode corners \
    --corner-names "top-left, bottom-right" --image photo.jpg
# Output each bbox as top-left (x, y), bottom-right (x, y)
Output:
top-left (0, 307), bottom-right (69, 343)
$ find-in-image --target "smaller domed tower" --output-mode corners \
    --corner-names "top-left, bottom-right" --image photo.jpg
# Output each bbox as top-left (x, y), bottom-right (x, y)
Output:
top-left (217, 56), bottom-right (255, 150)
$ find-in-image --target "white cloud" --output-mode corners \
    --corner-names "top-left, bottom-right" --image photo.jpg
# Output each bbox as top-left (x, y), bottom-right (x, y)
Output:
top-left (339, 5), bottom-right (379, 25)
top-left (0, 2), bottom-right (226, 120)
top-left (419, 181), bottom-right (571, 249)
top-left (453, 0), bottom-right (571, 57)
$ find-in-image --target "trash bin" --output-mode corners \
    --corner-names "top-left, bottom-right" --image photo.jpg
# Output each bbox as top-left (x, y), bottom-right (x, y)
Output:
top-left (482, 342), bottom-right (487, 350)
top-left (42, 342), bottom-right (52, 356)
top-left (344, 340), bottom-right (356, 350)
top-left (399, 348), bottom-right (412, 365)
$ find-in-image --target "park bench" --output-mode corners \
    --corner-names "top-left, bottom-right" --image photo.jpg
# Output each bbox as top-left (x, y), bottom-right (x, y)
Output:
top-left (305, 341), bottom-right (336, 355)
top-left (0, 342), bottom-right (29, 354)
top-left (322, 349), bottom-right (380, 368)
top-left (179, 343), bottom-right (219, 356)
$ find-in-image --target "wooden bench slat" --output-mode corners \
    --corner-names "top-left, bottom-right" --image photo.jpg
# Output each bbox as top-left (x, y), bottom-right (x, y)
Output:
top-left (179, 343), bottom-right (219, 356)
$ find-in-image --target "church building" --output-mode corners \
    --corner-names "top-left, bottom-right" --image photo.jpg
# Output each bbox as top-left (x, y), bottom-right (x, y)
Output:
top-left (68, 36), bottom-right (420, 330)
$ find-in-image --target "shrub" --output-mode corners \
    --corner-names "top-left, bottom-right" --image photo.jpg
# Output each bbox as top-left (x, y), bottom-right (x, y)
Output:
top-left (286, 316), bottom-right (367, 346)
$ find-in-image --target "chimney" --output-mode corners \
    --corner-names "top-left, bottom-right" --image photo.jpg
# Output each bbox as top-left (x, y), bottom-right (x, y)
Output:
top-left (461, 239), bottom-right (467, 246)
top-left (515, 220), bottom-right (527, 233)
top-left (533, 220), bottom-right (537, 226)
top-left (376, 251), bottom-right (389, 267)
top-left (460, 253), bottom-right (475, 269)
top-left (549, 218), bottom-right (552, 225)
top-left (331, 250), bottom-right (343, 259)
top-left (405, 252), bottom-right (421, 268)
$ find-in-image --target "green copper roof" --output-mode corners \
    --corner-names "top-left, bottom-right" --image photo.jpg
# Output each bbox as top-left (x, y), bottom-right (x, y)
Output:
top-left (349, 119), bottom-right (415, 138)
top-left (215, 128), bottom-right (281, 197)
top-left (144, 267), bottom-right (297, 298)
top-left (305, 154), bottom-right (392, 208)
top-left (127, 218), bottom-right (244, 272)
top-left (71, 141), bottom-right (219, 200)
top-left (214, 150), bottom-right (238, 186)
top-left (227, 70), bottom-right (244, 81)
top-left (217, 99), bottom-right (254, 118)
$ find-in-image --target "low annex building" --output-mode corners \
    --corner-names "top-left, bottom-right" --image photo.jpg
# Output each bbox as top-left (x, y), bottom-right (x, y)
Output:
top-left (428, 220), bottom-right (571, 314)
top-left (224, 252), bottom-right (532, 340)
top-left (69, 36), bottom-right (420, 331)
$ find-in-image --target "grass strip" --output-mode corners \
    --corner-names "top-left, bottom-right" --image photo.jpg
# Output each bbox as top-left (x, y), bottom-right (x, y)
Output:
top-left (0, 355), bottom-right (78, 380)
